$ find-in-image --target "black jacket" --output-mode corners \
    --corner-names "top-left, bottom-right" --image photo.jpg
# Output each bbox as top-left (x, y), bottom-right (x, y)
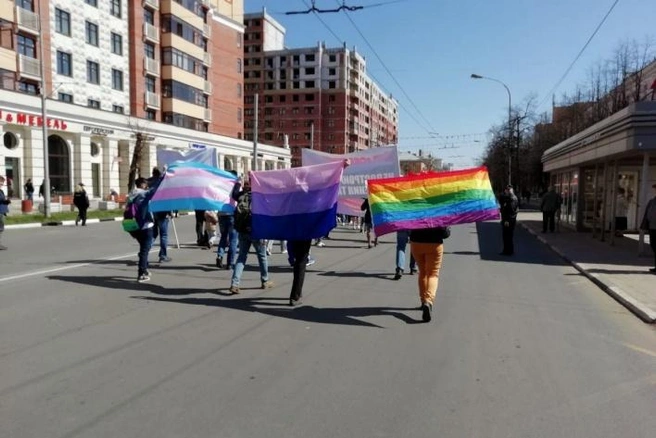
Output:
top-left (409, 226), bottom-right (451, 244)
top-left (500, 193), bottom-right (518, 221)
top-left (361, 199), bottom-right (372, 225)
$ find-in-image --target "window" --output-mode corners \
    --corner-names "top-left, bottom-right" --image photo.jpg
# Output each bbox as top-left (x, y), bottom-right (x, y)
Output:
top-left (110, 0), bottom-right (121, 18)
top-left (329, 68), bottom-right (336, 76)
top-left (111, 33), bottom-right (122, 55)
top-left (328, 120), bottom-right (335, 127)
top-left (279, 96), bottom-right (286, 103)
top-left (17, 0), bottom-right (33, 10)
top-left (329, 81), bottom-right (336, 89)
top-left (305, 81), bottom-right (315, 88)
top-left (85, 0), bottom-right (97, 6)
top-left (146, 109), bottom-right (156, 120)
top-left (305, 94), bottom-right (314, 101)
top-left (293, 81), bottom-right (300, 89)
top-left (305, 54), bottom-right (315, 62)
top-left (237, 58), bottom-right (242, 73)
top-left (329, 95), bottom-right (336, 102)
top-left (87, 60), bottom-right (100, 84)
top-left (279, 108), bottom-right (286, 115)
top-left (305, 67), bottom-right (315, 75)
top-left (18, 81), bottom-right (38, 94)
top-left (237, 108), bottom-right (242, 123)
top-left (143, 43), bottom-right (154, 59)
top-left (162, 47), bottom-right (204, 77)
top-left (237, 83), bottom-right (242, 97)
top-left (55, 9), bottom-right (71, 36)
top-left (162, 80), bottom-right (205, 106)
top-left (328, 107), bottom-right (336, 115)
top-left (161, 14), bottom-right (204, 49)
top-left (329, 54), bottom-right (336, 62)
top-left (85, 21), bottom-right (99, 46)
top-left (264, 95), bottom-right (273, 103)
top-left (146, 76), bottom-right (155, 92)
top-left (144, 8), bottom-right (154, 24)
top-left (328, 134), bottom-right (335, 140)
top-left (112, 105), bottom-right (124, 114)
top-left (87, 99), bottom-right (100, 109)
top-left (17, 35), bottom-right (36, 58)
top-left (293, 94), bottom-right (299, 102)
top-left (111, 69), bottom-right (123, 90)
top-left (236, 31), bottom-right (242, 47)
top-left (56, 51), bottom-right (72, 76)
top-left (59, 92), bottom-right (73, 103)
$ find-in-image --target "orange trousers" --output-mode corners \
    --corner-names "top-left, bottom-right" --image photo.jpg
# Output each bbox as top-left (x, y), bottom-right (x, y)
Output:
top-left (410, 242), bottom-right (444, 305)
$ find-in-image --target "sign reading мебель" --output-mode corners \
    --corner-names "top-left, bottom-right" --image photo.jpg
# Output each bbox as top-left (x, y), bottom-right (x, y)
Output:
top-left (302, 146), bottom-right (400, 215)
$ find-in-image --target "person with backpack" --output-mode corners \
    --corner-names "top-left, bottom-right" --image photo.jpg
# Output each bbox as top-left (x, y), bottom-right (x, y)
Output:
top-left (228, 177), bottom-right (274, 294)
top-left (148, 167), bottom-right (172, 263)
top-left (73, 182), bottom-right (90, 226)
top-left (125, 177), bottom-right (156, 283)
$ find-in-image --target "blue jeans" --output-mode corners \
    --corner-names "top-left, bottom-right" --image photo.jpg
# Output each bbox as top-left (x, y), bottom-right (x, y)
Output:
top-left (396, 231), bottom-right (416, 271)
top-left (217, 215), bottom-right (238, 267)
top-left (230, 233), bottom-right (269, 287)
top-left (136, 228), bottom-right (154, 277)
top-left (155, 215), bottom-right (169, 258)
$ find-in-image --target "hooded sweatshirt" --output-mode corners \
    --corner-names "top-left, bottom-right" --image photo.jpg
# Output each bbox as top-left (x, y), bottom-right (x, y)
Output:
top-left (128, 187), bottom-right (155, 230)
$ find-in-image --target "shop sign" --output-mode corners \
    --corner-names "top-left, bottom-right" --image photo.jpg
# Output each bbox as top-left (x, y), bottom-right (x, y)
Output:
top-left (189, 143), bottom-right (207, 150)
top-left (0, 110), bottom-right (68, 130)
top-left (84, 126), bottom-right (114, 136)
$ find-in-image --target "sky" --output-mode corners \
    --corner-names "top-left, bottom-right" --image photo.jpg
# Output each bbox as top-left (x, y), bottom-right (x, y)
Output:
top-left (242, 0), bottom-right (655, 168)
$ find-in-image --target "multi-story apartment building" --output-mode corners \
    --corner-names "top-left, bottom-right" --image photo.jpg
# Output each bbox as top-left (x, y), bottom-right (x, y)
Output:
top-left (0, 0), bottom-right (289, 203)
top-left (243, 10), bottom-right (398, 167)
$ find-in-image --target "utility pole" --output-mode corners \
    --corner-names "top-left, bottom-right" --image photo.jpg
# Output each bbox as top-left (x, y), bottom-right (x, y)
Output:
top-left (310, 121), bottom-right (314, 150)
top-left (38, 12), bottom-right (51, 217)
top-left (252, 93), bottom-right (258, 172)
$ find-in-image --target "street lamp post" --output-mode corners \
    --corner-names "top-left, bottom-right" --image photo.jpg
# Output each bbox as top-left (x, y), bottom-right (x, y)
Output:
top-left (471, 74), bottom-right (512, 186)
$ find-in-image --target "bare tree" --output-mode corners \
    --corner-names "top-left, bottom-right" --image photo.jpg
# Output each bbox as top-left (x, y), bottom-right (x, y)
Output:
top-left (126, 117), bottom-right (152, 193)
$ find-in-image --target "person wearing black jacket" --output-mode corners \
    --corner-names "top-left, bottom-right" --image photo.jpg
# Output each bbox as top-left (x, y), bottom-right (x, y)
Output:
top-left (499, 185), bottom-right (519, 256)
top-left (410, 226), bottom-right (451, 322)
top-left (73, 182), bottom-right (90, 226)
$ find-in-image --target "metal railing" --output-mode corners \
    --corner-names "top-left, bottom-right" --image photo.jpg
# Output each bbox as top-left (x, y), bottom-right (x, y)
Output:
top-left (143, 22), bottom-right (159, 43)
top-left (203, 52), bottom-right (211, 65)
top-left (143, 57), bottom-right (160, 76)
top-left (204, 108), bottom-right (212, 121)
top-left (204, 81), bottom-right (212, 94)
top-left (16, 7), bottom-right (39, 34)
top-left (18, 54), bottom-right (40, 78)
top-left (145, 91), bottom-right (160, 108)
top-left (143, 0), bottom-right (159, 10)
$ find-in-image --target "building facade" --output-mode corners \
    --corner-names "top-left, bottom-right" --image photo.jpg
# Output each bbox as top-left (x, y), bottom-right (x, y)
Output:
top-left (0, 0), bottom-right (289, 203)
top-left (243, 10), bottom-right (398, 167)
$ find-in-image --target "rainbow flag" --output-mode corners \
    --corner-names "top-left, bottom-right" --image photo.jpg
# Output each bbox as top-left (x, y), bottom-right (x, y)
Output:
top-left (367, 166), bottom-right (500, 236)
top-left (149, 162), bottom-right (237, 213)
top-left (250, 161), bottom-right (345, 240)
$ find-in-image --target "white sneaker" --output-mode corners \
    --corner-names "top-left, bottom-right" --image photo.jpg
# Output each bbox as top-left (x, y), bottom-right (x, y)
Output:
top-left (137, 274), bottom-right (151, 283)
top-left (316, 242), bottom-right (326, 247)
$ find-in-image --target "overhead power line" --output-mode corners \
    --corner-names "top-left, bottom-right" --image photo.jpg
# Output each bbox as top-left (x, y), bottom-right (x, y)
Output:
top-left (335, 0), bottom-right (439, 134)
top-left (537, 0), bottom-right (621, 109)
top-left (285, 0), bottom-right (407, 15)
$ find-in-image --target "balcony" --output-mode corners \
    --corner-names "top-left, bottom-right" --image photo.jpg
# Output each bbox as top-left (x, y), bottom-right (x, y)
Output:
top-left (204, 108), bottom-right (212, 121)
top-left (203, 23), bottom-right (211, 37)
top-left (203, 52), bottom-right (211, 66)
top-left (18, 54), bottom-right (40, 80)
top-left (204, 80), bottom-right (212, 94)
top-left (143, 22), bottom-right (159, 43)
top-left (142, 0), bottom-right (159, 9)
top-left (143, 57), bottom-right (160, 76)
top-left (16, 7), bottom-right (39, 34)
top-left (145, 91), bottom-right (160, 109)
top-left (200, 0), bottom-right (210, 6)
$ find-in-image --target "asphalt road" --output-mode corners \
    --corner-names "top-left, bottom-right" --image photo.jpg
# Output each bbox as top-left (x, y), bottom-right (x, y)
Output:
top-left (1, 218), bottom-right (655, 438)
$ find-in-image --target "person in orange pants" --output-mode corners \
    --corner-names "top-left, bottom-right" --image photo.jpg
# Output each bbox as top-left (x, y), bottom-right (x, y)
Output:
top-left (409, 226), bottom-right (451, 322)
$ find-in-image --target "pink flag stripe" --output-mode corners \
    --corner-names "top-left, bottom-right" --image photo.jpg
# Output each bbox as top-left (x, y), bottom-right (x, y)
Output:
top-left (250, 161), bottom-right (344, 195)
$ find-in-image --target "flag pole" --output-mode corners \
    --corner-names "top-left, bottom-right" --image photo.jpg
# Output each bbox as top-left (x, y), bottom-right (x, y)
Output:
top-left (170, 216), bottom-right (180, 249)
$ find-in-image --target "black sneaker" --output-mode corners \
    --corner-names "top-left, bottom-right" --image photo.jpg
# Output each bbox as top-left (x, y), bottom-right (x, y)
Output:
top-left (216, 257), bottom-right (223, 268)
top-left (421, 303), bottom-right (432, 322)
top-left (410, 268), bottom-right (417, 275)
top-left (289, 298), bottom-right (302, 307)
top-left (393, 268), bottom-right (402, 280)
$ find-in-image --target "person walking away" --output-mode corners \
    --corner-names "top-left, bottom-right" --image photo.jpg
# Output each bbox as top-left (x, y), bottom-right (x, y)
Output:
top-left (410, 226), bottom-right (450, 322)
top-left (0, 176), bottom-right (11, 250)
top-left (500, 185), bottom-right (519, 256)
top-left (615, 188), bottom-right (629, 237)
top-left (73, 182), bottom-right (90, 226)
top-left (228, 177), bottom-right (274, 294)
top-left (640, 184), bottom-right (656, 274)
top-left (216, 210), bottom-right (238, 269)
top-left (394, 230), bottom-right (417, 280)
top-left (541, 186), bottom-right (561, 233)
top-left (24, 179), bottom-right (34, 201)
top-left (128, 177), bottom-right (156, 282)
top-left (194, 210), bottom-right (208, 247)
top-left (148, 167), bottom-right (172, 262)
top-left (361, 198), bottom-right (377, 248)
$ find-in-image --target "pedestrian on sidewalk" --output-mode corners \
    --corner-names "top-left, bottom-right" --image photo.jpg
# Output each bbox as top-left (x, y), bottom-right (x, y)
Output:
top-left (0, 176), bottom-right (11, 250)
top-left (640, 183), bottom-right (656, 273)
top-left (361, 198), bottom-right (377, 248)
top-left (394, 230), bottom-right (417, 280)
top-left (228, 177), bottom-right (274, 294)
top-left (128, 177), bottom-right (156, 283)
top-left (541, 187), bottom-right (561, 233)
top-left (24, 179), bottom-right (34, 201)
top-left (73, 182), bottom-right (90, 226)
top-left (410, 226), bottom-right (451, 322)
top-left (500, 185), bottom-right (519, 256)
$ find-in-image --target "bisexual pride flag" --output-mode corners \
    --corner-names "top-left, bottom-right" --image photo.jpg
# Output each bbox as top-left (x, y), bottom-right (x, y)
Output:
top-left (250, 161), bottom-right (345, 240)
top-left (149, 162), bottom-right (238, 213)
top-left (367, 166), bottom-right (500, 236)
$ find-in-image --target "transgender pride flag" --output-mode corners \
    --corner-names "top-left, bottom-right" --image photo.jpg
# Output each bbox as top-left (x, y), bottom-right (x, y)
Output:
top-left (149, 162), bottom-right (238, 213)
top-left (250, 161), bottom-right (345, 240)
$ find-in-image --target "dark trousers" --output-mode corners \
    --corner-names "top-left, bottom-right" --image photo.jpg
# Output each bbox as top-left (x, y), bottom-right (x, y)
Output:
top-left (289, 240), bottom-right (312, 301)
top-left (650, 230), bottom-right (656, 268)
top-left (135, 228), bottom-right (154, 277)
top-left (542, 211), bottom-right (556, 232)
top-left (194, 210), bottom-right (206, 245)
top-left (77, 207), bottom-right (88, 225)
top-left (502, 218), bottom-right (516, 255)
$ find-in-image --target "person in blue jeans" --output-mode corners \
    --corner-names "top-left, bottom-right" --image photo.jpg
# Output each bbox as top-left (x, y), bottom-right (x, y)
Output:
top-left (154, 211), bottom-right (171, 263)
top-left (228, 177), bottom-right (273, 294)
top-left (394, 230), bottom-right (417, 280)
top-left (128, 177), bottom-right (155, 283)
top-left (216, 213), bottom-right (238, 269)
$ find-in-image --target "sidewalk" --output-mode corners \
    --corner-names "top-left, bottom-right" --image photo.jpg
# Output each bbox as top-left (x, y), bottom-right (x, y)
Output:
top-left (518, 211), bottom-right (656, 323)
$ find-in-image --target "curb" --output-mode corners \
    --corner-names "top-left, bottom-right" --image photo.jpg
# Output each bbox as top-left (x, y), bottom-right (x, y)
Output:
top-left (5, 212), bottom-right (192, 230)
top-left (519, 222), bottom-right (656, 324)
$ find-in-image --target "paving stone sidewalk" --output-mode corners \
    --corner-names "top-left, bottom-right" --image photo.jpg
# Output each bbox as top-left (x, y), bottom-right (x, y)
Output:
top-left (518, 211), bottom-right (656, 323)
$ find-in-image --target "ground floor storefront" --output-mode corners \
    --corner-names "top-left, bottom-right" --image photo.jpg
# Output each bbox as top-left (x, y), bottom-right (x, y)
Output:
top-left (543, 101), bottom-right (656, 251)
top-left (0, 90), bottom-right (290, 206)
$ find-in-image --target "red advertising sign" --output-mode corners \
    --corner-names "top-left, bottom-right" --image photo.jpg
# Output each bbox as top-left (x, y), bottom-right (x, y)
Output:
top-left (0, 110), bottom-right (68, 130)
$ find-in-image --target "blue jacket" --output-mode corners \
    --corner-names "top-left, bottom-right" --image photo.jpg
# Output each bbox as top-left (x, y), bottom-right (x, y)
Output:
top-left (0, 188), bottom-right (8, 215)
top-left (128, 188), bottom-right (155, 230)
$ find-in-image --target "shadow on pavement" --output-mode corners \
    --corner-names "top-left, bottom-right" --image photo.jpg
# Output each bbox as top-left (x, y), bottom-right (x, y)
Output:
top-left (475, 221), bottom-right (568, 266)
top-left (133, 296), bottom-right (423, 327)
top-left (318, 270), bottom-right (394, 280)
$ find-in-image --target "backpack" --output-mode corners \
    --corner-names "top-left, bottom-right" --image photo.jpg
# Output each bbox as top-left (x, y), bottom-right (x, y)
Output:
top-left (122, 201), bottom-right (140, 237)
top-left (233, 192), bottom-right (252, 234)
